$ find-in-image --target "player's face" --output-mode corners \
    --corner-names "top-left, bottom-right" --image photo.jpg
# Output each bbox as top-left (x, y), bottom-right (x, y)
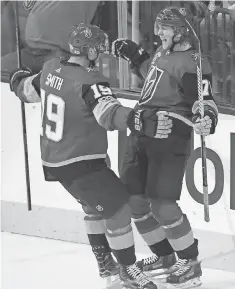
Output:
top-left (157, 24), bottom-right (174, 50)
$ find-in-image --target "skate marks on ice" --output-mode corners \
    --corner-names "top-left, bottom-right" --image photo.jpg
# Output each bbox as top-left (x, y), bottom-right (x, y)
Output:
top-left (198, 268), bottom-right (235, 289)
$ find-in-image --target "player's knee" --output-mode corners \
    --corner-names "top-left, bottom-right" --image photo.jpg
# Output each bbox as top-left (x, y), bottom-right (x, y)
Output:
top-left (149, 198), bottom-right (183, 225)
top-left (129, 194), bottom-right (151, 219)
top-left (104, 203), bottom-right (132, 233)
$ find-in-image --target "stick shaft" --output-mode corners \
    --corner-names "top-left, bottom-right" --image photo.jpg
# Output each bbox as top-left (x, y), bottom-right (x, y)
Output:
top-left (14, 2), bottom-right (32, 211)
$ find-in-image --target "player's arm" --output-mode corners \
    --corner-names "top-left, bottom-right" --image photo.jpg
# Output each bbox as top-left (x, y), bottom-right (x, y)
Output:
top-left (112, 39), bottom-right (150, 80)
top-left (82, 82), bottom-right (172, 138)
top-left (181, 72), bottom-right (218, 135)
top-left (10, 68), bottom-right (41, 103)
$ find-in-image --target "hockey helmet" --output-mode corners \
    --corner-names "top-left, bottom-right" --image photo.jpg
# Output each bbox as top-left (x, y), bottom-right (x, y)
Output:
top-left (154, 6), bottom-right (194, 42)
top-left (68, 23), bottom-right (109, 56)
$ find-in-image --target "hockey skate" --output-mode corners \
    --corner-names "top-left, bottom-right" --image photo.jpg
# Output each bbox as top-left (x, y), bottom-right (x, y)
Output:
top-left (93, 246), bottom-right (120, 287)
top-left (165, 258), bottom-right (202, 289)
top-left (137, 254), bottom-right (177, 279)
top-left (119, 263), bottom-right (158, 289)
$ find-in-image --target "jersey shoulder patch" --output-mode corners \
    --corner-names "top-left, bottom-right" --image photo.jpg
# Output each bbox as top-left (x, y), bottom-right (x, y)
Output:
top-left (23, 1), bottom-right (36, 10)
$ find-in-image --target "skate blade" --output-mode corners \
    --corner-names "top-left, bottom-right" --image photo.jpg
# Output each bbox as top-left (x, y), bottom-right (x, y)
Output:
top-left (150, 275), bottom-right (167, 284)
top-left (146, 268), bottom-right (169, 280)
top-left (103, 275), bottom-right (122, 289)
top-left (165, 277), bottom-right (202, 289)
top-left (146, 268), bottom-right (169, 277)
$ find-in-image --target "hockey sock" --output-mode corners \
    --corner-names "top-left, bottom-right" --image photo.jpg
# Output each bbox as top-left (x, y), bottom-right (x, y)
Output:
top-left (106, 224), bottom-right (136, 266)
top-left (133, 212), bottom-right (174, 256)
top-left (176, 238), bottom-right (199, 260)
top-left (84, 214), bottom-right (111, 252)
top-left (163, 214), bottom-right (197, 258)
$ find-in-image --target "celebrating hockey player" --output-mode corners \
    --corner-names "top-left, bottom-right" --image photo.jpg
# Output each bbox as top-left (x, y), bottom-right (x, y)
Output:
top-left (1, 1), bottom-right (146, 280)
top-left (112, 6), bottom-right (218, 288)
top-left (9, 23), bottom-right (175, 289)
top-left (1, 1), bottom-right (118, 281)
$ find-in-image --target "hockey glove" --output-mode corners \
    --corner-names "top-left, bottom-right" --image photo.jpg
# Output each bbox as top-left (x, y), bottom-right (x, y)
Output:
top-left (10, 67), bottom-right (33, 95)
top-left (127, 109), bottom-right (173, 138)
top-left (192, 107), bottom-right (218, 136)
top-left (112, 38), bottom-right (150, 67)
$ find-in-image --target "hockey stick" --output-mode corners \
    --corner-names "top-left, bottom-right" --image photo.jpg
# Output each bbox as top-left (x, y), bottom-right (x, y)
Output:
top-left (112, 87), bottom-right (194, 127)
top-left (171, 8), bottom-right (210, 222)
top-left (14, 2), bottom-right (32, 211)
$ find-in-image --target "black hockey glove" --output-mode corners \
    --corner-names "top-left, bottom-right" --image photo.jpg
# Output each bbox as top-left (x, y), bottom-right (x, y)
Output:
top-left (192, 106), bottom-right (218, 135)
top-left (10, 67), bottom-right (33, 95)
top-left (127, 109), bottom-right (173, 139)
top-left (112, 39), bottom-right (150, 67)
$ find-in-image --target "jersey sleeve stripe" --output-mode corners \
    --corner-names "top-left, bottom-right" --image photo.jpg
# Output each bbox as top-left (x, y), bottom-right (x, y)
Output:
top-left (93, 100), bottom-right (120, 128)
top-left (42, 154), bottom-right (107, 167)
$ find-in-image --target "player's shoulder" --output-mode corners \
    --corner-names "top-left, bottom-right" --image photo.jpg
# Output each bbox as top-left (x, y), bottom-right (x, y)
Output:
top-left (66, 64), bottom-right (109, 86)
top-left (81, 69), bottom-right (109, 86)
top-left (174, 49), bottom-right (211, 77)
top-left (41, 57), bottom-right (60, 77)
top-left (41, 58), bottom-right (109, 87)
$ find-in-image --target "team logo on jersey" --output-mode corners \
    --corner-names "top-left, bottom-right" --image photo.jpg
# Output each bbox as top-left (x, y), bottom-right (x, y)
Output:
top-left (139, 65), bottom-right (164, 105)
top-left (179, 8), bottom-right (186, 16)
top-left (23, 0), bottom-right (36, 10)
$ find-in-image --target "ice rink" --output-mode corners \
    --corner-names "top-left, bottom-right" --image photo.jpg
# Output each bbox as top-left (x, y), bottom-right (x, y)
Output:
top-left (2, 232), bottom-right (235, 289)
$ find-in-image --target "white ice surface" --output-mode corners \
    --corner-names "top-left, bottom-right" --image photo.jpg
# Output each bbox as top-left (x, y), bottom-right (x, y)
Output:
top-left (1, 232), bottom-right (235, 289)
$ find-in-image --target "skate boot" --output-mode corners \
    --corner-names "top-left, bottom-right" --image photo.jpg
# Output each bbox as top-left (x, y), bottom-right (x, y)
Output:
top-left (92, 245), bottom-right (119, 278)
top-left (166, 258), bottom-right (202, 288)
top-left (120, 263), bottom-right (157, 289)
top-left (137, 253), bottom-right (176, 277)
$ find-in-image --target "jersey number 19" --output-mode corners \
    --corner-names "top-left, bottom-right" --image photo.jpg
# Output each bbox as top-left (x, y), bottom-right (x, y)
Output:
top-left (40, 89), bottom-right (65, 142)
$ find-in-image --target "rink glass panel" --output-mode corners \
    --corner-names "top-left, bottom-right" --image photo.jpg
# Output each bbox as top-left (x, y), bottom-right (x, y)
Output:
top-left (1, 1), bottom-right (234, 106)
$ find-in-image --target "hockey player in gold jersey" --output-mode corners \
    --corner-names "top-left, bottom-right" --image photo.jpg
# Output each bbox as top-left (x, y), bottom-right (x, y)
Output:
top-left (112, 6), bottom-right (218, 289)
